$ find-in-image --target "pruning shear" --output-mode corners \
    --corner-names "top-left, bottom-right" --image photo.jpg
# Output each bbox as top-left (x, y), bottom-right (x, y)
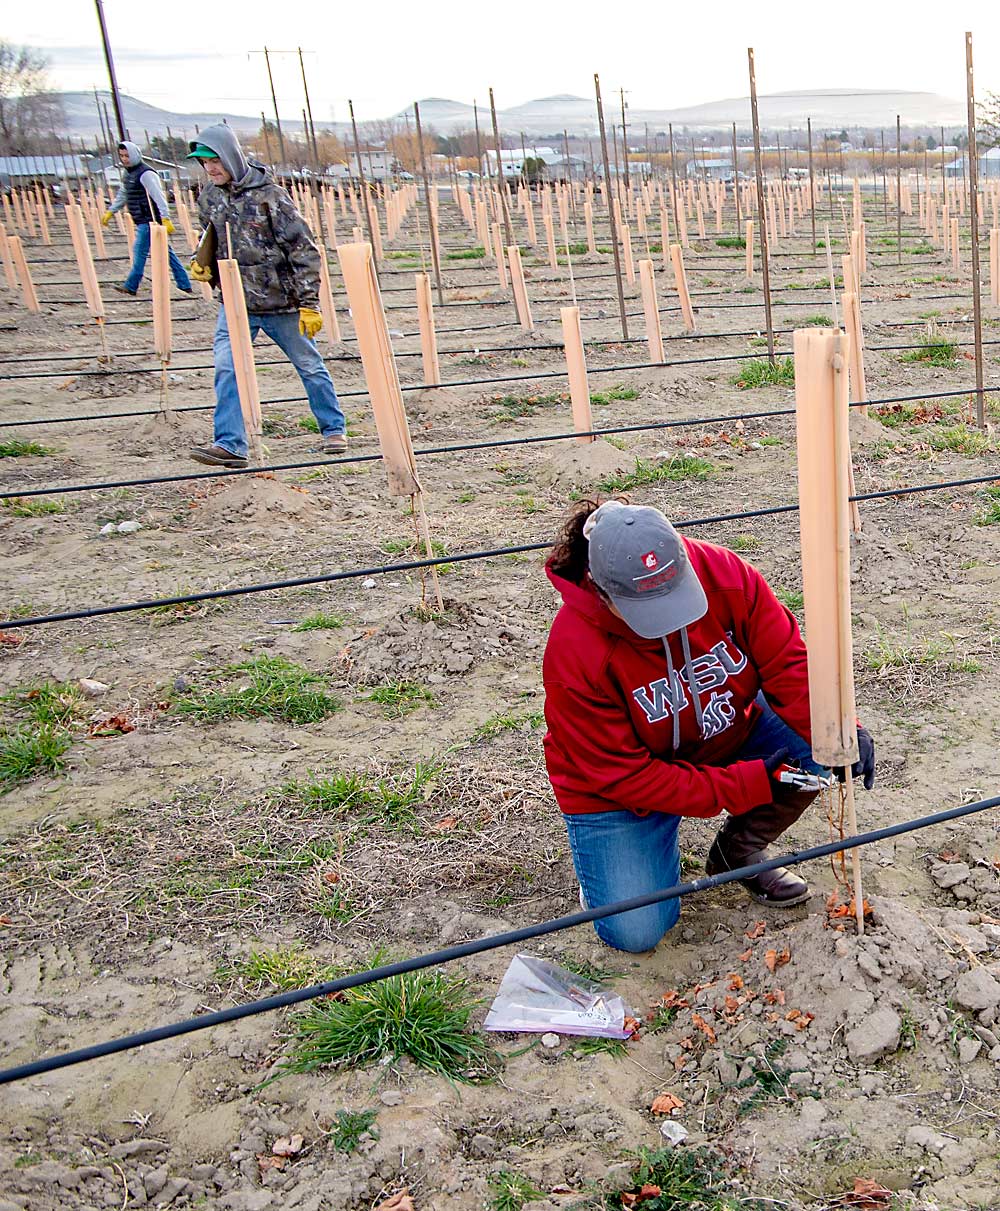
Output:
top-left (776, 763), bottom-right (837, 793)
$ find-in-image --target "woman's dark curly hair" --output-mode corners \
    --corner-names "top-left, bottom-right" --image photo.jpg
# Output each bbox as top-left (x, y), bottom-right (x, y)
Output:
top-left (548, 498), bottom-right (614, 583)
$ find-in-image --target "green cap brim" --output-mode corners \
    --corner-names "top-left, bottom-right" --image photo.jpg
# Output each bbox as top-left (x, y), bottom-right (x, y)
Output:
top-left (186, 145), bottom-right (219, 160)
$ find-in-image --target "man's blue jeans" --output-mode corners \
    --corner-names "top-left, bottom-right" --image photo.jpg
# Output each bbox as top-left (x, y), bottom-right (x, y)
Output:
top-left (212, 307), bottom-right (347, 457)
top-left (123, 222), bottom-right (192, 293)
top-left (563, 697), bottom-right (827, 953)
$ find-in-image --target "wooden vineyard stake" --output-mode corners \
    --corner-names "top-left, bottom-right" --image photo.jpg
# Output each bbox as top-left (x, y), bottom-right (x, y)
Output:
top-left (584, 200), bottom-right (596, 254)
top-left (793, 327), bottom-right (865, 934)
top-left (491, 222), bottom-right (509, 291)
top-left (317, 245), bottom-right (342, 343)
top-left (217, 259), bottom-right (264, 465)
top-left (544, 212), bottom-right (558, 271)
top-left (622, 224), bottom-right (636, 285)
top-left (745, 220), bottom-right (754, 279)
top-left (337, 241), bottom-right (442, 611)
top-left (951, 217), bottom-right (960, 273)
top-left (150, 223), bottom-right (173, 415)
top-left (415, 272), bottom-right (440, 385)
top-left (991, 228), bottom-right (999, 307)
top-left (507, 246), bottom-right (534, 330)
top-left (66, 203), bottom-right (108, 358)
top-left (659, 207), bottom-right (670, 271)
top-left (561, 306), bottom-right (594, 444)
top-left (842, 288), bottom-right (868, 421)
top-left (8, 235), bottom-right (40, 312)
top-left (35, 199), bottom-right (51, 246)
top-left (824, 223), bottom-right (839, 327)
top-left (638, 258), bottom-right (664, 362)
top-left (0, 222), bottom-right (18, 290)
top-left (669, 243), bottom-right (695, 332)
top-left (123, 211), bottom-right (136, 255)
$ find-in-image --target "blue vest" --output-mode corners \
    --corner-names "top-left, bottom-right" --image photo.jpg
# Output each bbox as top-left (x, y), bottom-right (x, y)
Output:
top-left (123, 162), bottom-right (158, 225)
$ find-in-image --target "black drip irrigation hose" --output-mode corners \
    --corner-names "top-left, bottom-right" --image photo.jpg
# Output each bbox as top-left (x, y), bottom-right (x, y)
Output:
top-left (1, 790), bottom-right (997, 1088)
top-left (1, 388), bottom-right (995, 498)
top-left (3, 470), bottom-right (1000, 631)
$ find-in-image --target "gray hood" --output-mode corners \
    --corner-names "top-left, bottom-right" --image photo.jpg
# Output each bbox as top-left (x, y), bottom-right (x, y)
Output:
top-left (118, 140), bottom-right (143, 168)
top-left (190, 123), bottom-right (267, 189)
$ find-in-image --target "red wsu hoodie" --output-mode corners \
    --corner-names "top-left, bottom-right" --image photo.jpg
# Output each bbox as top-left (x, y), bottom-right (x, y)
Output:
top-left (543, 537), bottom-right (812, 820)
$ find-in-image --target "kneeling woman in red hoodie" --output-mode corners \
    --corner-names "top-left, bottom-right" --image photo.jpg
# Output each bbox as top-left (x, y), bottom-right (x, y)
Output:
top-left (543, 499), bottom-right (875, 953)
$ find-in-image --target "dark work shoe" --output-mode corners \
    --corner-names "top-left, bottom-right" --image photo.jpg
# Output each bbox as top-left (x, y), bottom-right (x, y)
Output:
top-left (705, 836), bottom-right (810, 907)
top-left (113, 283), bottom-right (138, 296)
top-left (178, 285), bottom-right (194, 295)
top-left (189, 445), bottom-right (248, 468)
top-left (322, 433), bottom-right (348, 455)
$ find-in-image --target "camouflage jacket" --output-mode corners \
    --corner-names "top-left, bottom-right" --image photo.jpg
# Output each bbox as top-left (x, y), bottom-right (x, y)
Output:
top-left (197, 165), bottom-right (319, 314)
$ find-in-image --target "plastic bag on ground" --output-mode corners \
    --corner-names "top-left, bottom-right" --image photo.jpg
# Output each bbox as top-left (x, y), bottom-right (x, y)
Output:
top-left (483, 953), bottom-right (635, 1038)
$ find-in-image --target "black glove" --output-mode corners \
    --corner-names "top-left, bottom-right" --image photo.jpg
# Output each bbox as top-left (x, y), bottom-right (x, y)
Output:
top-left (762, 747), bottom-right (790, 779)
top-left (834, 726), bottom-right (876, 791)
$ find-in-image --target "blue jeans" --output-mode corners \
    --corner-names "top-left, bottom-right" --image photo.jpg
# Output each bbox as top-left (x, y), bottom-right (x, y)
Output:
top-left (563, 697), bottom-right (825, 953)
top-left (212, 308), bottom-right (346, 457)
top-left (123, 222), bottom-right (192, 293)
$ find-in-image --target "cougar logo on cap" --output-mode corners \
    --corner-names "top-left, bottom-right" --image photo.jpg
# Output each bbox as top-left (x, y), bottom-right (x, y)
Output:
top-left (641, 551), bottom-right (658, 570)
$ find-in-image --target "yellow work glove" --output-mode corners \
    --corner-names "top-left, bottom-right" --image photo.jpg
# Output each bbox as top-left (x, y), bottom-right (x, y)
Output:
top-left (101, 210), bottom-right (113, 226)
top-left (189, 261), bottom-right (213, 283)
top-left (298, 307), bottom-right (323, 340)
top-left (161, 218), bottom-right (176, 236)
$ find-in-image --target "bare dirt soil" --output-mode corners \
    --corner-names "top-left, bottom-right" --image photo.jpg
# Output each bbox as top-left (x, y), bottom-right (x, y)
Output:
top-left (2, 192), bottom-right (1000, 1211)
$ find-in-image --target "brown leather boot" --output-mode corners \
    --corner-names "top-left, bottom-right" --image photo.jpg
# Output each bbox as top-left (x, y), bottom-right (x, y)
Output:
top-left (705, 789), bottom-right (818, 907)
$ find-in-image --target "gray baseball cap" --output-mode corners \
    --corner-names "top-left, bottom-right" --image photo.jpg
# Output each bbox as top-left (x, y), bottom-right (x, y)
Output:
top-left (586, 502), bottom-right (708, 639)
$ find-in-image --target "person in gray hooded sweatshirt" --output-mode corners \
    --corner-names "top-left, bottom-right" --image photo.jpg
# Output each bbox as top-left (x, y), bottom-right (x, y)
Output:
top-left (186, 124), bottom-right (347, 468)
top-left (102, 141), bottom-right (192, 296)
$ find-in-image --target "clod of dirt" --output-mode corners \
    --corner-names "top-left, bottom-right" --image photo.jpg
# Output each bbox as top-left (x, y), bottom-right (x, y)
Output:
top-left (536, 438), bottom-right (633, 492)
top-left (131, 407), bottom-right (207, 452)
top-left (190, 477), bottom-right (326, 525)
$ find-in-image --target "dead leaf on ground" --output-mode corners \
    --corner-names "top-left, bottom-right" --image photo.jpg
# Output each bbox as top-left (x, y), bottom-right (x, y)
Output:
top-left (764, 990), bottom-right (786, 1006)
top-left (659, 989), bottom-right (690, 1010)
top-left (738, 948), bottom-right (753, 962)
top-left (832, 1177), bottom-right (894, 1207)
top-left (87, 713), bottom-right (136, 737)
top-left (745, 920), bottom-right (766, 939)
top-left (785, 1008), bottom-right (815, 1031)
top-left (650, 1092), bottom-right (684, 1115)
top-left (622, 1184), bottom-right (663, 1207)
top-left (691, 1012), bottom-right (717, 1044)
top-left (0, 631), bottom-right (25, 646)
top-left (937, 850), bottom-right (960, 863)
top-left (256, 1155), bottom-right (285, 1173)
top-left (374, 1192), bottom-right (415, 1211)
top-left (765, 946), bottom-right (791, 973)
top-left (432, 815), bottom-right (458, 831)
top-left (272, 1134), bottom-right (304, 1157)
top-left (727, 973), bottom-right (744, 991)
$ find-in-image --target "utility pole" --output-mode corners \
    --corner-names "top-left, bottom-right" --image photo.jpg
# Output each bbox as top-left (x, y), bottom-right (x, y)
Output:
top-left (488, 87), bottom-right (515, 246)
top-left (595, 72), bottom-right (628, 340)
top-left (748, 47), bottom-right (776, 365)
top-left (668, 123), bottom-right (681, 239)
top-left (732, 122), bottom-right (741, 231)
top-left (262, 48), bottom-right (288, 173)
top-left (807, 116), bottom-right (816, 254)
top-left (620, 88), bottom-right (629, 189)
top-left (414, 101), bottom-right (444, 307)
top-left (349, 99), bottom-right (378, 256)
top-left (93, 0), bottom-right (126, 140)
top-left (965, 31), bottom-right (985, 428)
top-left (298, 49), bottom-right (321, 167)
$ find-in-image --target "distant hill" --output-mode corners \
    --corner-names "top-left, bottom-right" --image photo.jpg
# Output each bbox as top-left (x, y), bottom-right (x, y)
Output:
top-left (54, 87), bottom-right (966, 147)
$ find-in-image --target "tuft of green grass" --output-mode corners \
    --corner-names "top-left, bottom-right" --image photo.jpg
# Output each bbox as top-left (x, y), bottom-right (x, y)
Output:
top-left (298, 415), bottom-right (320, 433)
top-left (927, 424), bottom-right (992, 455)
top-left (865, 630), bottom-right (981, 675)
top-left (797, 314), bottom-right (833, 327)
top-left (1, 497), bottom-right (64, 518)
top-left (715, 235), bottom-right (746, 249)
top-left (557, 955), bottom-right (623, 982)
top-left (489, 390), bottom-right (568, 421)
top-left (2, 681), bottom-right (86, 728)
top-left (473, 709), bottom-right (545, 741)
top-left (974, 484), bottom-right (1000, 526)
top-left (283, 969), bottom-right (496, 1083)
top-left (572, 1035), bottom-right (630, 1059)
top-left (0, 724), bottom-right (72, 790)
top-left (775, 587), bottom-right (804, 612)
top-left (292, 611), bottom-right (345, 631)
top-left (731, 357), bottom-right (795, 390)
top-left (228, 944), bottom-right (342, 991)
top-left (174, 655), bottom-right (341, 724)
top-left (363, 680), bottom-right (435, 718)
top-left (0, 440), bottom-right (52, 458)
top-left (446, 246), bottom-right (486, 260)
top-left (900, 334), bottom-right (958, 368)
top-left (599, 1146), bottom-right (756, 1211)
top-left (284, 760), bottom-right (440, 828)
top-left (328, 1108), bottom-right (378, 1154)
top-left (488, 1170), bottom-right (546, 1211)
top-left (600, 454), bottom-right (714, 493)
top-left (590, 384), bottom-right (639, 406)
top-left (731, 533), bottom-right (759, 552)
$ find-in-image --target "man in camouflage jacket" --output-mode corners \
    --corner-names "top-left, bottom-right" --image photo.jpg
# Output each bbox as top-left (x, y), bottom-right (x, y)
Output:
top-left (187, 124), bottom-right (347, 468)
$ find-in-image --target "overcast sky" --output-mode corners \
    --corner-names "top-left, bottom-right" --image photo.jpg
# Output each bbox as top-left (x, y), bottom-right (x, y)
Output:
top-left (6, 1), bottom-right (1000, 122)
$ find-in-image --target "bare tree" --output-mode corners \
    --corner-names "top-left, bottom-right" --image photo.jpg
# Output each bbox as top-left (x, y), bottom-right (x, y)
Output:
top-left (0, 41), bottom-right (63, 155)
top-left (978, 92), bottom-right (1000, 149)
